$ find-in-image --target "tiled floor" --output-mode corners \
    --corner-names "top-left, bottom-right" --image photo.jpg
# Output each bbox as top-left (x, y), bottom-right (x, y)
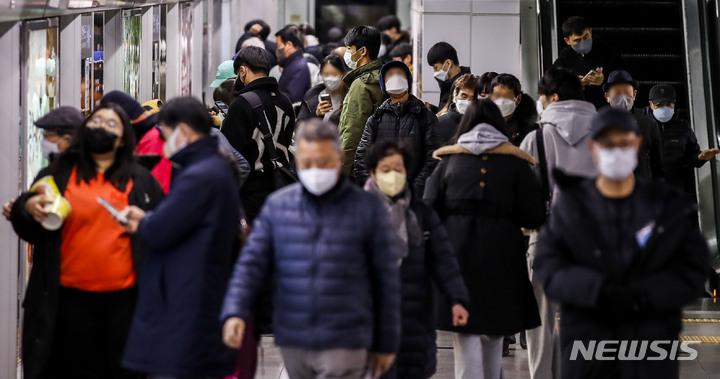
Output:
top-left (254, 298), bottom-right (720, 378)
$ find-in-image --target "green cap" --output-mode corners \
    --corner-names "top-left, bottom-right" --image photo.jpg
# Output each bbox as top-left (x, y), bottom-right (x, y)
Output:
top-left (210, 60), bottom-right (238, 88)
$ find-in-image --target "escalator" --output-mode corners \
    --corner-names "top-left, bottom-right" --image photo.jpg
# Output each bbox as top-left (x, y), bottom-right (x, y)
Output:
top-left (553, 0), bottom-right (688, 115)
top-left (538, 0), bottom-right (720, 282)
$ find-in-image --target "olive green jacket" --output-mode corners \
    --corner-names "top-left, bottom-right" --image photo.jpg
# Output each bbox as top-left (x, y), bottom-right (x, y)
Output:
top-left (338, 59), bottom-right (386, 177)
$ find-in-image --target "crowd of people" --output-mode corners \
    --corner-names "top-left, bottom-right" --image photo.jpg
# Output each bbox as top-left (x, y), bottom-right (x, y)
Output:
top-left (2, 13), bottom-right (715, 379)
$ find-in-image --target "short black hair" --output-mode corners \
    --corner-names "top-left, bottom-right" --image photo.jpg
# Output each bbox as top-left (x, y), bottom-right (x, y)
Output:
top-left (298, 23), bottom-right (315, 36)
top-left (491, 73), bottom-right (522, 96)
top-left (213, 79), bottom-right (236, 107)
top-left (244, 19), bottom-right (271, 40)
top-left (158, 97), bottom-right (213, 135)
top-left (454, 99), bottom-right (509, 143)
top-left (275, 27), bottom-right (303, 48)
top-left (538, 68), bottom-right (585, 101)
top-left (233, 46), bottom-right (272, 76)
top-left (321, 54), bottom-right (346, 74)
top-left (475, 72), bottom-right (498, 98)
top-left (427, 42), bottom-right (459, 66)
top-left (389, 42), bottom-right (412, 60)
top-left (365, 140), bottom-right (412, 174)
top-left (344, 26), bottom-right (382, 60)
top-left (377, 15), bottom-right (401, 32)
top-left (562, 16), bottom-right (590, 38)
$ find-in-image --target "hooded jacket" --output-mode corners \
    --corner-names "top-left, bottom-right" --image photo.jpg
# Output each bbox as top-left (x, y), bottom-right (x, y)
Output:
top-left (519, 99), bottom-right (598, 202)
top-left (425, 124), bottom-right (545, 335)
top-left (338, 59), bottom-right (386, 177)
top-left (354, 95), bottom-right (440, 198)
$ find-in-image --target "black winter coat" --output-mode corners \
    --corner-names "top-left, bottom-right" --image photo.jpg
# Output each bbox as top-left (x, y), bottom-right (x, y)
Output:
top-left (296, 83), bottom-right (342, 125)
top-left (10, 155), bottom-right (164, 379)
top-left (642, 106), bottom-right (705, 193)
top-left (632, 108), bottom-right (665, 181)
top-left (388, 199), bottom-right (469, 379)
top-left (534, 175), bottom-right (709, 379)
top-left (221, 77), bottom-right (296, 193)
top-left (424, 145), bottom-right (546, 335)
top-left (506, 92), bottom-right (539, 146)
top-left (436, 105), bottom-right (462, 146)
top-left (355, 96), bottom-right (440, 197)
top-left (552, 36), bottom-right (627, 109)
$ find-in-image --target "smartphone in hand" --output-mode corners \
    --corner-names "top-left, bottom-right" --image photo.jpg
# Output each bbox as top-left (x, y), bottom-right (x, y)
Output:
top-left (97, 197), bottom-right (128, 225)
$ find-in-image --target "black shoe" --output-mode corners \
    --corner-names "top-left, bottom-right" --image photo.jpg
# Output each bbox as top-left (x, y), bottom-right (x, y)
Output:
top-left (508, 335), bottom-right (517, 344)
top-left (520, 331), bottom-right (527, 350)
top-left (503, 338), bottom-right (511, 357)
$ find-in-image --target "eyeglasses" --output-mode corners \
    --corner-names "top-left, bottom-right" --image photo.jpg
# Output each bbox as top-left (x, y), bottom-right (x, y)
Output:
top-left (87, 116), bottom-right (120, 130)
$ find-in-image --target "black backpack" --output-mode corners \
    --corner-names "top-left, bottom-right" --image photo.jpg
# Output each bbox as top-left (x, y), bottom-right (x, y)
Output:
top-left (240, 91), bottom-right (297, 189)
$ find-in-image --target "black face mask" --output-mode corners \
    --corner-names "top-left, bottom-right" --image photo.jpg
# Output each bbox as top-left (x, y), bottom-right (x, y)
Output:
top-left (85, 127), bottom-right (118, 154)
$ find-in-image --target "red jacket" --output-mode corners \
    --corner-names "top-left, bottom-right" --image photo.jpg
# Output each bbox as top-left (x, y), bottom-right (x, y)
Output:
top-left (136, 127), bottom-right (171, 193)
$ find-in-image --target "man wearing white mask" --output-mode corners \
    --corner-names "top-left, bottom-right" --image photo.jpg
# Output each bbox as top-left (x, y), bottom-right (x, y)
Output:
top-left (642, 84), bottom-right (720, 195)
top-left (437, 74), bottom-right (477, 145)
top-left (222, 119), bottom-right (401, 379)
top-left (427, 42), bottom-right (471, 110)
top-left (604, 70), bottom-right (664, 181)
top-left (338, 26), bottom-right (385, 180)
top-left (534, 107), bottom-right (709, 379)
top-left (490, 74), bottom-right (539, 146)
top-left (354, 61), bottom-right (440, 197)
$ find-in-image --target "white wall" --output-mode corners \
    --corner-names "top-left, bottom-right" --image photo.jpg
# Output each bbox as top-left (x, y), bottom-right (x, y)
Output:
top-left (412, 0), bottom-right (521, 106)
top-left (0, 21), bottom-right (21, 379)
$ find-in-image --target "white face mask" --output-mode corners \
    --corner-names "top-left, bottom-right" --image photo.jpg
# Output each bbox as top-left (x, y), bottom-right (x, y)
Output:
top-left (597, 147), bottom-right (638, 180)
top-left (41, 137), bottom-right (59, 159)
top-left (323, 76), bottom-right (342, 92)
top-left (494, 98), bottom-right (517, 117)
top-left (163, 127), bottom-right (187, 158)
top-left (298, 167), bottom-right (339, 196)
top-left (385, 75), bottom-right (409, 95)
top-left (344, 48), bottom-right (362, 70)
top-left (433, 61), bottom-right (450, 82)
top-left (455, 98), bottom-right (470, 115)
top-left (609, 95), bottom-right (634, 111)
top-left (536, 99), bottom-right (545, 118)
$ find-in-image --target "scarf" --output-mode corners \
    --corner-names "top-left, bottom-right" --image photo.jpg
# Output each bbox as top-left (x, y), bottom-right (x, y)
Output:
top-left (364, 178), bottom-right (422, 260)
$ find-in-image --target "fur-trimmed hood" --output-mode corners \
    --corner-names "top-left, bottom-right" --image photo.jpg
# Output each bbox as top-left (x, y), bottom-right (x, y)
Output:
top-left (433, 142), bottom-right (537, 165)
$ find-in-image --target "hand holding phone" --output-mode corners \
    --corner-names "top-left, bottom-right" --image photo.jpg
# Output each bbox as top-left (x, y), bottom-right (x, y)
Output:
top-left (97, 197), bottom-right (128, 225)
top-left (215, 101), bottom-right (229, 117)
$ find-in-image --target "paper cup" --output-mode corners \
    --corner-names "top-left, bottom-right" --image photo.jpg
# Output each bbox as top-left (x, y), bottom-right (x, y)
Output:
top-left (30, 176), bottom-right (61, 197)
top-left (42, 195), bottom-right (71, 231)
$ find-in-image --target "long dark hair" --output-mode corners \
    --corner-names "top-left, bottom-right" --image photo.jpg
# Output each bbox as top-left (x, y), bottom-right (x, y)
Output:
top-left (63, 103), bottom-right (137, 191)
top-left (453, 99), bottom-right (509, 143)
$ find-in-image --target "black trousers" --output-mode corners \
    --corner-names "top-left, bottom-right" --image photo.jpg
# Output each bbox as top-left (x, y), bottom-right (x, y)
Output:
top-left (49, 286), bottom-right (139, 379)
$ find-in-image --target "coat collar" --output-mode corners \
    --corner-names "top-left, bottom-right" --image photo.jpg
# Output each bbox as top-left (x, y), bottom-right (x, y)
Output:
top-left (240, 77), bottom-right (280, 94)
top-left (342, 59), bottom-right (383, 87)
top-left (432, 142), bottom-right (537, 165)
top-left (377, 95), bottom-right (425, 115)
top-left (170, 135), bottom-right (219, 168)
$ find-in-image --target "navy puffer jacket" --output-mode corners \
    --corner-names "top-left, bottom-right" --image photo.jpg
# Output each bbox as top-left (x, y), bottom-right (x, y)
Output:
top-left (221, 178), bottom-right (402, 353)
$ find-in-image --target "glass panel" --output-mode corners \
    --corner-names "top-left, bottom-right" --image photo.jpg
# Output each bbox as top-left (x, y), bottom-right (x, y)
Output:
top-left (151, 5), bottom-right (167, 101)
top-left (123, 11), bottom-right (142, 99)
top-left (25, 23), bottom-right (59, 189)
top-left (93, 13), bottom-right (104, 110)
top-left (80, 14), bottom-right (93, 115)
top-left (180, 2), bottom-right (193, 95)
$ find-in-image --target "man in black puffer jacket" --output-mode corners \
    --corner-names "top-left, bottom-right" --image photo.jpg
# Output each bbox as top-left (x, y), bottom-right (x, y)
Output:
top-left (355, 61), bottom-right (440, 196)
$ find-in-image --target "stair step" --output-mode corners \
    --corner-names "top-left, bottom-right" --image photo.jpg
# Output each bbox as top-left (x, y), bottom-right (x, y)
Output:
top-left (622, 53), bottom-right (683, 59)
top-left (594, 27), bottom-right (681, 33)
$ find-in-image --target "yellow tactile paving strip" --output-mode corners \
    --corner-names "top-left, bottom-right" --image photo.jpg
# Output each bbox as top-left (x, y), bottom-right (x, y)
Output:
top-left (682, 318), bottom-right (720, 323)
top-left (679, 336), bottom-right (720, 343)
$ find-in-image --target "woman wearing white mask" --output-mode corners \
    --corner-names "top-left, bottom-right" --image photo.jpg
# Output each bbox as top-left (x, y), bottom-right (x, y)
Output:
top-left (354, 61), bottom-right (441, 198)
top-left (363, 140), bottom-right (469, 379)
top-left (297, 54), bottom-right (347, 125)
